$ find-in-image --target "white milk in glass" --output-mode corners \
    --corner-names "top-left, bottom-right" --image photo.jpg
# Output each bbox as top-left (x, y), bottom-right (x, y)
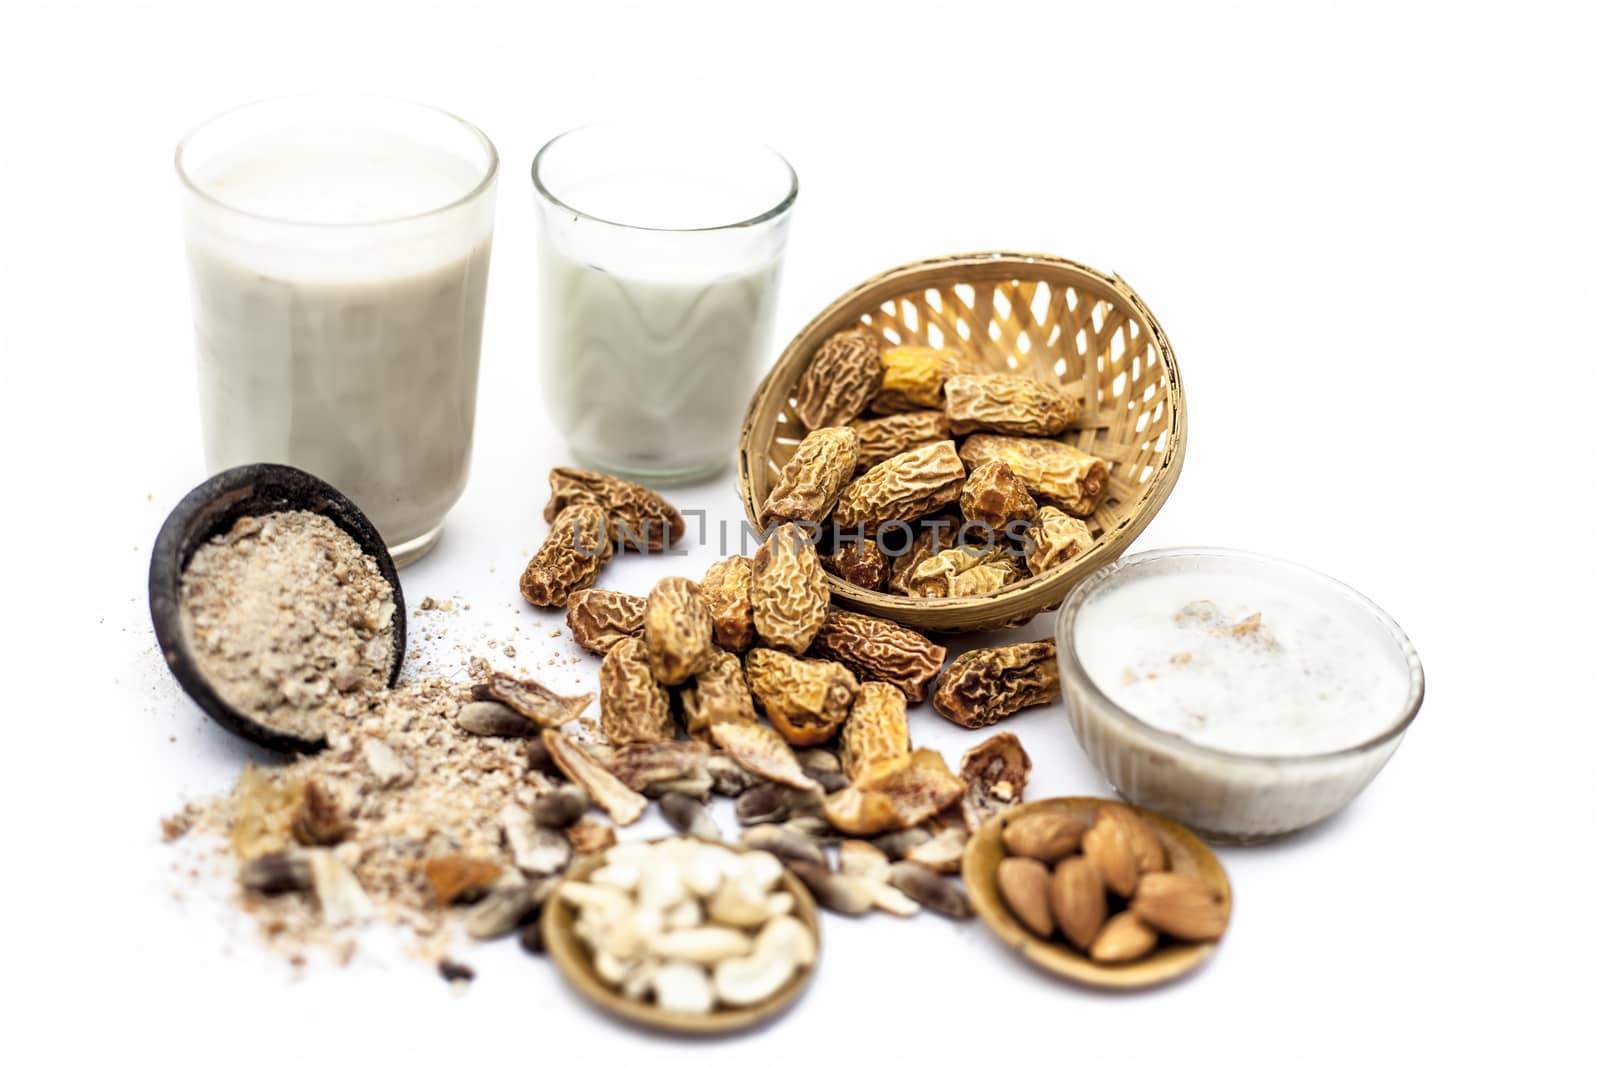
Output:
top-left (179, 103), bottom-right (497, 563)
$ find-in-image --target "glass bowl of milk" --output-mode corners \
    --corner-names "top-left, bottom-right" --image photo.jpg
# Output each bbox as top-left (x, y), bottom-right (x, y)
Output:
top-left (532, 123), bottom-right (797, 483)
top-left (1056, 548), bottom-right (1425, 842)
top-left (176, 95), bottom-right (498, 566)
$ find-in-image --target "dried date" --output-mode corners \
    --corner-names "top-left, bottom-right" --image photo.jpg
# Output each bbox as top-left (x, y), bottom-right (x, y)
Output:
top-left (543, 467), bottom-right (684, 551)
top-left (808, 609), bottom-right (946, 703)
top-left (838, 681), bottom-right (911, 780)
top-left (760, 426), bottom-right (859, 526)
top-left (643, 576), bottom-right (716, 685)
top-left (700, 555), bottom-right (757, 653)
top-left (958, 435), bottom-right (1109, 518)
top-left (932, 639), bottom-right (1060, 728)
top-left (565, 588), bottom-right (647, 655)
top-left (959, 460), bottom-right (1038, 529)
top-left (832, 441), bottom-right (967, 531)
top-left (794, 326), bottom-right (882, 429)
top-left (944, 373), bottom-right (1079, 436)
top-left (519, 503), bottom-right (614, 608)
top-left (820, 537), bottom-right (889, 592)
top-left (598, 637), bottom-right (674, 745)
top-left (871, 345), bottom-right (968, 413)
top-left (1024, 506), bottom-right (1095, 575)
top-left (849, 410), bottom-right (952, 471)
top-left (744, 647), bottom-right (858, 746)
top-left (751, 523), bottom-right (830, 654)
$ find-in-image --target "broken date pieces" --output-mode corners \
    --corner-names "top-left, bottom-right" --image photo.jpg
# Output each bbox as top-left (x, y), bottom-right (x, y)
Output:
top-left (837, 681), bottom-right (911, 781)
top-left (473, 672), bottom-right (592, 728)
top-left (958, 435), bottom-right (1109, 519)
top-left (681, 650), bottom-right (758, 744)
top-left (823, 749), bottom-right (966, 836)
top-left (932, 639), bottom-right (1060, 728)
top-left (542, 730), bottom-right (648, 826)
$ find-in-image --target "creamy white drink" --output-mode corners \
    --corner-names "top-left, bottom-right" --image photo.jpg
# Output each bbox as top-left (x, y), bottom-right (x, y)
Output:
top-left (533, 124), bottom-right (795, 482)
top-left (1075, 569), bottom-right (1412, 756)
top-left (177, 98), bottom-right (498, 564)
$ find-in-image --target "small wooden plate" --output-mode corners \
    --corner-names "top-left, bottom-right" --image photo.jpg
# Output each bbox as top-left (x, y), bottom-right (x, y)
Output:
top-left (542, 840), bottom-right (822, 1035)
top-left (962, 797), bottom-right (1231, 990)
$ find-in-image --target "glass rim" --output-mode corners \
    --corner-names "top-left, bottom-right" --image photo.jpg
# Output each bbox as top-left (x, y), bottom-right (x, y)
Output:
top-left (1055, 546), bottom-right (1427, 766)
top-left (174, 93), bottom-right (500, 229)
top-left (531, 121), bottom-right (798, 234)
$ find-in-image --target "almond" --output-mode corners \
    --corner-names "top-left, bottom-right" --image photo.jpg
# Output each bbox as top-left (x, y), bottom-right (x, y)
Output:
top-left (1082, 813), bottom-right (1140, 897)
top-left (1099, 803), bottom-right (1167, 875)
top-left (1000, 809), bottom-right (1090, 864)
top-left (1131, 872), bottom-right (1229, 941)
top-left (995, 857), bottom-right (1054, 938)
top-left (1089, 911), bottom-right (1159, 963)
top-left (1048, 856), bottom-right (1106, 951)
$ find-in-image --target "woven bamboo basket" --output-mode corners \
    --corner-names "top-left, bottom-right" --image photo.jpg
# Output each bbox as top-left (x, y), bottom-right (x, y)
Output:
top-left (738, 251), bottom-right (1185, 633)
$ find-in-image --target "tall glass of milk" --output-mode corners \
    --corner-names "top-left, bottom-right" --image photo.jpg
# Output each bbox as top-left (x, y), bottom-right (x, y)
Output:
top-left (176, 96), bottom-right (499, 565)
top-left (532, 123), bottom-right (797, 483)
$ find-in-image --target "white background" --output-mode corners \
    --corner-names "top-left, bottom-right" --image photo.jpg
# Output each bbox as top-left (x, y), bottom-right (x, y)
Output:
top-left (2, 2), bottom-right (1595, 1064)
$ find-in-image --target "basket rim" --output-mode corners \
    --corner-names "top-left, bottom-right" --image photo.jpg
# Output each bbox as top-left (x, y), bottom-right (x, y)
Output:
top-left (737, 250), bottom-right (1187, 628)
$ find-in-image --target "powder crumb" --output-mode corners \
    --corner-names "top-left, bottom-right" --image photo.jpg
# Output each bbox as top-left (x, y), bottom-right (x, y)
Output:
top-left (179, 512), bottom-right (395, 742)
top-left (503, 645), bottom-right (516, 659)
top-left (161, 809), bottom-right (195, 842)
top-left (549, 627), bottom-right (562, 638)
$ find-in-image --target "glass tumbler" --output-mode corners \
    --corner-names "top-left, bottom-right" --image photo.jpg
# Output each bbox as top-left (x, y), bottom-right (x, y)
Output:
top-left (176, 95), bottom-right (498, 566)
top-left (532, 123), bottom-right (797, 483)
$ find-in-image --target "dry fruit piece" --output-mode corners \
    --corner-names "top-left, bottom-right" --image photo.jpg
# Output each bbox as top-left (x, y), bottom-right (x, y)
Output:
top-left (229, 767), bottom-right (305, 861)
top-left (1001, 808), bottom-right (1092, 863)
top-left (887, 862), bottom-right (972, 919)
top-left (833, 441), bottom-right (967, 531)
top-left (906, 545), bottom-right (1025, 599)
top-left (1082, 814), bottom-right (1140, 897)
top-left (1090, 912), bottom-right (1160, 963)
top-left (1130, 873), bottom-right (1229, 941)
top-left (605, 741), bottom-right (710, 791)
top-left (820, 538), bottom-right (889, 592)
top-left (1050, 857), bottom-right (1107, 950)
top-left (944, 373), bottom-right (1079, 436)
top-left (566, 817), bottom-right (617, 854)
top-left (871, 345), bottom-right (968, 413)
top-left (424, 855), bottom-right (503, 905)
top-left (745, 648), bottom-right (858, 746)
top-left (959, 460), bottom-right (1039, 530)
top-left (681, 650), bottom-right (758, 743)
top-left (599, 637), bottom-right (674, 745)
top-left (1098, 803), bottom-right (1167, 876)
top-left (708, 720), bottom-right (822, 794)
top-left (809, 609), bottom-right (946, 703)
top-left (643, 576), bottom-right (716, 685)
top-left (544, 467), bottom-right (684, 551)
top-left (760, 426), bottom-right (859, 526)
top-left (849, 410), bottom-right (952, 472)
top-left (291, 779), bottom-right (350, 846)
top-left (700, 556), bottom-right (757, 653)
top-left (793, 326), bottom-right (882, 429)
top-left (566, 589), bottom-right (647, 655)
top-left (959, 732), bottom-right (1032, 833)
top-left (1023, 506), bottom-right (1094, 576)
top-left (997, 857), bottom-right (1055, 938)
top-left (823, 749), bottom-right (967, 835)
top-left (932, 640), bottom-right (1060, 728)
top-left (520, 502), bottom-right (614, 608)
top-left (474, 672), bottom-right (592, 727)
top-left (542, 730), bottom-right (648, 825)
top-left (886, 524), bottom-right (945, 596)
top-left (959, 435), bottom-right (1109, 518)
top-left (838, 681), bottom-right (911, 780)
top-left (751, 524), bottom-right (829, 654)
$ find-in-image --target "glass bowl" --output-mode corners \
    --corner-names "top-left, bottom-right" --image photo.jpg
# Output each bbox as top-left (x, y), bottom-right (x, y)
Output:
top-left (1054, 548), bottom-right (1425, 843)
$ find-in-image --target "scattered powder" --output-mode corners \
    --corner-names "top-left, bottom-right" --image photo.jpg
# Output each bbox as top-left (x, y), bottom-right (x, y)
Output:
top-left (185, 676), bottom-right (568, 963)
top-left (179, 512), bottom-right (395, 741)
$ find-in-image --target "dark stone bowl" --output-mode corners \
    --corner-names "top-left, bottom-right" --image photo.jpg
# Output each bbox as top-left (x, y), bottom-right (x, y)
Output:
top-left (148, 464), bottom-right (407, 754)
